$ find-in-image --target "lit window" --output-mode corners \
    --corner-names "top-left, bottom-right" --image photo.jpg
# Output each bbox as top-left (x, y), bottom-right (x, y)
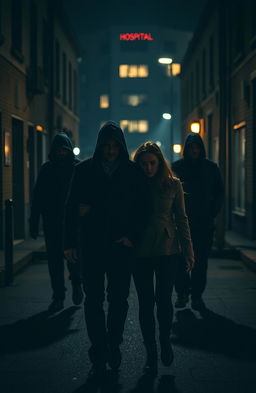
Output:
top-left (122, 94), bottom-right (148, 107)
top-left (120, 120), bottom-right (148, 133)
top-left (119, 65), bottom-right (149, 78)
top-left (100, 95), bottom-right (109, 108)
top-left (171, 63), bottom-right (181, 76)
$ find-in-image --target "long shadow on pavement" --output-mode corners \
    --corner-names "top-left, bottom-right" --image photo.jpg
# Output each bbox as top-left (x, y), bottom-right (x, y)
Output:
top-left (73, 370), bottom-right (122, 393)
top-left (0, 306), bottom-right (80, 354)
top-left (173, 308), bottom-right (256, 360)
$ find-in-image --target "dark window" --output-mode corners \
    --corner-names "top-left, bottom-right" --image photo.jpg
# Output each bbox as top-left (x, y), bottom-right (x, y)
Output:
top-left (0, 0), bottom-right (4, 45)
top-left (42, 19), bottom-right (49, 82)
top-left (209, 36), bottom-right (214, 89)
top-left (191, 72), bottom-right (194, 109)
top-left (68, 61), bottom-right (72, 109)
top-left (196, 60), bottom-right (200, 103)
top-left (234, 5), bottom-right (244, 56)
top-left (73, 69), bottom-right (78, 114)
top-left (202, 49), bottom-right (206, 97)
top-left (11, 0), bottom-right (23, 61)
top-left (62, 52), bottom-right (67, 105)
top-left (251, 1), bottom-right (256, 38)
top-left (29, 1), bottom-right (37, 69)
top-left (55, 41), bottom-right (60, 97)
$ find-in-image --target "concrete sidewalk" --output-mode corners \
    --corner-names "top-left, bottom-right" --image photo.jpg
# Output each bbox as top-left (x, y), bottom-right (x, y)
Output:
top-left (225, 230), bottom-right (256, 273)
top-left (0, 236), bottom-right (45, 286)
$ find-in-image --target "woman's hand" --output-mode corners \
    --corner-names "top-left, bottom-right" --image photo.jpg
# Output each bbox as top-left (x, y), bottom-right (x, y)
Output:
top-left (115, 237), bottom-right (134, 248)
top-left (64, 248), bottom-right (78, 263)
top-left (186, 256), bottom-right (195, 272)
top-left (79, 204), bottom-right (91, 217)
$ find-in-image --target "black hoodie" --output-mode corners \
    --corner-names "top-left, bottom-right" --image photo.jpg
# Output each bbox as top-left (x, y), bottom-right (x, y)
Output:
top-left (64, 121), bottom-right (148, 252)
top-left (29, 132), bottom-right (79, 233)
top-left (172, 133), bottom-right (224, 226)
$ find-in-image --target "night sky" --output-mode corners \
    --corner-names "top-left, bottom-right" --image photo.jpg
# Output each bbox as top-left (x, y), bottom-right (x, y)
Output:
top-left (63, 0), bottom-right (208, 39)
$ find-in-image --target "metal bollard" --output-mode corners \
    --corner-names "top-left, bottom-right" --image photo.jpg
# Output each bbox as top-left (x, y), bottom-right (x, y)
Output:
top-left (5, 199), bottom-right (13, 285)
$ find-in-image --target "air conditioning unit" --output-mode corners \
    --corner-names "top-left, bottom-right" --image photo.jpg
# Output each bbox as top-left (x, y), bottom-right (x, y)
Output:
top-left (27, 67), bottom-right (46, 95)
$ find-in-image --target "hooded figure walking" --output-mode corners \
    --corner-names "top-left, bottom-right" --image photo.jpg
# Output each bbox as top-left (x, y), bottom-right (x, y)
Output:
top-left (172, 133), bottom-right (224, 311)
top-left (64, 121), bottom-right (148, 378)
top-left (29, 132), bottom-right (83, 313)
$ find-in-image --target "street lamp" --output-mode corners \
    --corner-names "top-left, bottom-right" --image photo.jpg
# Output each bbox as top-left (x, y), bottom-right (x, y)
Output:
top-left (162, 113), bottom-right (172, 120)
top-left (158, 57), bottom-right (173, 65)
top-left (73, 147), bottom-right (80, 156)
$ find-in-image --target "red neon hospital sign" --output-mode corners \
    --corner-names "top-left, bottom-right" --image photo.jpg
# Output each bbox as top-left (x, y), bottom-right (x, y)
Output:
top-left (120, 33), bottom-right (153, 41)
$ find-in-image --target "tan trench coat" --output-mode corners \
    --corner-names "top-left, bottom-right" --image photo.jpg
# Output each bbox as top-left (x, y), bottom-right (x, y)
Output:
top-left (137, 177), bottom-right (194, 260)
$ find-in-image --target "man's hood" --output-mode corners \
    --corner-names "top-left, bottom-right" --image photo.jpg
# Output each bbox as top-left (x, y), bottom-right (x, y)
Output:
top-left (93, 121), bottom-right (129, 161)
top-left (48, 132), bottom-right (74, 161)
top-left (183, 133), bottom-right (206, 159)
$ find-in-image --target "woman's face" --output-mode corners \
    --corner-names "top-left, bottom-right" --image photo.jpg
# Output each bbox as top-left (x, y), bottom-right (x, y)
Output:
top-left (139, 153), bottom-right (159, 177)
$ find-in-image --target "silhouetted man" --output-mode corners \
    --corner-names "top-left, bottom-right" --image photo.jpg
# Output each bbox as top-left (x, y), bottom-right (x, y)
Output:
top-left (29, 132), bottom-right (83, 313)
top-left (172, 133), bottom-right (224, 311)
top-left (64, 121), bottom-right (147, 378)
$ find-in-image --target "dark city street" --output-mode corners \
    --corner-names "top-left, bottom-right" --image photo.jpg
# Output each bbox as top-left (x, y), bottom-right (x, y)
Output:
top-left (1, 0), bottom-right (256, 392)
top-left (1, 255), bottom-right (256, 393)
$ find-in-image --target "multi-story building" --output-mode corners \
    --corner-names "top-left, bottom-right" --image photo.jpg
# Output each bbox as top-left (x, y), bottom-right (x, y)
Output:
top-left (0, 0), bottom-right (80, 248)
top-left (79, 25), bottom-right (192, 160)
top-left (180, 1), bottom-right (256, 242)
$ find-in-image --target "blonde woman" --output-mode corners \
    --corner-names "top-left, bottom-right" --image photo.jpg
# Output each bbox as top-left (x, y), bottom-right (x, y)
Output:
top-left (133, 142), bottom-right (194, 375)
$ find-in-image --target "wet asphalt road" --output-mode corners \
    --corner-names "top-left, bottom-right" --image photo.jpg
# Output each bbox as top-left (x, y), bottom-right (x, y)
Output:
top-left (0, 257), bottom-right (256, 393)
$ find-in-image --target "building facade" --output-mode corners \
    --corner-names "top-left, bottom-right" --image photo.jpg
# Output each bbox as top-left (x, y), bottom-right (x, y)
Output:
top-left (180, 1), bottom-right (256, 241)
top-left (0, 0), bottom-right (80, 248)
top-left (79, 25), bottom-right (192, 161)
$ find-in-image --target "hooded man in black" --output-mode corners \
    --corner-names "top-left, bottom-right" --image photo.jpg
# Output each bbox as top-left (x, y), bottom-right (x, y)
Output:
top-left (172, 133), bottom-right (224, 311)
top-left (29, 132), bottom-right (83, 313)
top-left (64, 121), bottom-right (148, 378)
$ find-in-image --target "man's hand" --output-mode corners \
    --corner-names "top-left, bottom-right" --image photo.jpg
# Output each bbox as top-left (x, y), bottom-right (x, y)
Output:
top-left (186, 256), bottom-right (195, 272)
top-left (64, 248), bottom-right (78, 263)
top-left (115, 237), bottom-right (133, 248)
top-left (79, 204), bottom-right (91, 217)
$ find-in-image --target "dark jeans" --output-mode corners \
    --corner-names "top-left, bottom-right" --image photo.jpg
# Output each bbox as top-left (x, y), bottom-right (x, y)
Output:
top-left (133, 255), bottom-right (179, 346)
top-left (81, 244), bottom-right (133, 365)
top-left (175, 225), bottom-right (214, 299)
top-left (44, 229), bottom-right (82, 301)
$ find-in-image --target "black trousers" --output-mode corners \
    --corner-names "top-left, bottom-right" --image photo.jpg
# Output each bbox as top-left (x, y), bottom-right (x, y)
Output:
top-left (175, 225), bottom-right (214, 299)
top-left (44, 227), bottom-right (82, 301)
top-left (81, 244), bottom-right (133, 365)
top-left (133, 255), bottom-right (179, 346)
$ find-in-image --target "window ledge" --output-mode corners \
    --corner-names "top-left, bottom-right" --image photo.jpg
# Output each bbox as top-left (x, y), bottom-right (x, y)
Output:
top-left (232, 210), bottom-right (246, 218)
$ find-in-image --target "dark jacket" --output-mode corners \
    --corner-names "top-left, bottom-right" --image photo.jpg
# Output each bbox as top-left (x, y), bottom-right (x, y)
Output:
top-left (64, 121), bottom-right (149, 253)
top-left (29, 132), bottom-right (79, 236)
top-left (172, 133), bottom-right (224, 227)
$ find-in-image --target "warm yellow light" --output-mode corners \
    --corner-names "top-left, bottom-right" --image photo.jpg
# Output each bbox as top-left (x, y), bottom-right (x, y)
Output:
top-left (100, 95), bottom-right (109, 108)
top-left (171, 63), bottom-right (181, 76)
top-left (36, 125), bottom-right (44, 132)
top-left (5, 145), bottom-right (10, 154)
top-left (119, 65), bottom-right (148, 78)
top-left (173, 144), bottom-right (182, 154)
top-left (158, 58), bottom-right (173, 64)
top-left (190, 122), bottom-right (200, 133)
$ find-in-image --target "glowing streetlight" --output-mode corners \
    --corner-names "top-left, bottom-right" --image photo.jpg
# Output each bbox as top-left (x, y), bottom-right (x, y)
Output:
top-left (158, 58), bottom-right (173, 65)
top-left (162, 113), bottom-right (172, 120)
top-left (73, 147), bottom-right (80, 156)
top-left (173, 144), bottom-right (182, 154)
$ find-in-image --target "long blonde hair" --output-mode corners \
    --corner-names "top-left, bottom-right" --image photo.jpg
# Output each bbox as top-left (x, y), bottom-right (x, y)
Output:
top-left (134, 142), bottom-right (174, 190)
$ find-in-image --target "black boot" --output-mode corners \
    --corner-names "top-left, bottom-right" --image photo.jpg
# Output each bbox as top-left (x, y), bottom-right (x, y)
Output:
top-left (108, 344), bottom-right (122, 370)
top-left (160, 337), bottom-right (174, 366)
top-left (48, 299), bottom-right (64, 314)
